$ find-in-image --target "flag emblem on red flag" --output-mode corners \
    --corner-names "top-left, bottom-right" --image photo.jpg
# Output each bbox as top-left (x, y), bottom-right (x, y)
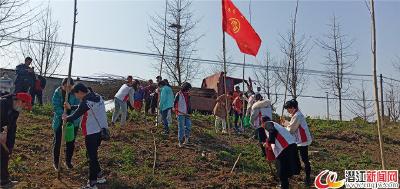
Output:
top-left (222, 0), bottom-right (262, 56)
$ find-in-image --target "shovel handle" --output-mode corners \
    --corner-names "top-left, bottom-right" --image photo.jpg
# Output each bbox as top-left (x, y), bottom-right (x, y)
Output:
top-left (1, 143), bottom-right (9, 154)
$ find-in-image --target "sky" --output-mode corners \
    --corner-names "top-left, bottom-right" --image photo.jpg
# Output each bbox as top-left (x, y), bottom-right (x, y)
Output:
top-left (2, 0), bottom-right (400, 120)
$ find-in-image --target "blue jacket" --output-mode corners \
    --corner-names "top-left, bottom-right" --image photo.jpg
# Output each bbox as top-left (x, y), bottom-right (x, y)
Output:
top-left (134, 87), bottom-right (145, 101)
top-left (51, 87), bottom-right (81, 130)
top-left (159, 85), bottom-right (174, 111)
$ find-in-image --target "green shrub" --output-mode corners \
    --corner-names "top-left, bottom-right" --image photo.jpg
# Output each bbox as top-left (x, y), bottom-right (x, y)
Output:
top-left (31, 104), bottom-right (53, 117)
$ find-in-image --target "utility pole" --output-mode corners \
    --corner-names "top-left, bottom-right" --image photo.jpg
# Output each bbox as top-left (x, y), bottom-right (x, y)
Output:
top-left (326, 92), bottom-right (330, 120)
top-left (379, 74), bottom-right (384, 122)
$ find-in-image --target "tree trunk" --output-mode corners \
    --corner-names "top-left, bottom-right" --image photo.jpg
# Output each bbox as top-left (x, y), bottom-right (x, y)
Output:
top-left (370, 0), bottom-right (386, 169)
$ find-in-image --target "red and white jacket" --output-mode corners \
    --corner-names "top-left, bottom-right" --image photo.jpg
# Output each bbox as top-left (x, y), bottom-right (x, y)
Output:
top-left (174, 91), bottom-right (191, 116)
top-left (250, 99), bottom-right (272, 128)
top-left (264, 121), bottom-right (296, 157)
top-left (283, 110), bottom-right (312, 146)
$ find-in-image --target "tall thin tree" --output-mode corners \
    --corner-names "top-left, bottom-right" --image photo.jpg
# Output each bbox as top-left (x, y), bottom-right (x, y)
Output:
top-left (58, 0), bottom-right (77, 179)
top-left (317, 15), bottom-right (358, 121)
top-left (20, 3), bottom-right (64, 77)
top-left (277, 0), bottom-right (310, 104)
top-left (149, 0), bottom-right (203, 85)
top-left (346, 82), bottom-right (375, 122)
top-left (366, 0), bottom-right (386, 169)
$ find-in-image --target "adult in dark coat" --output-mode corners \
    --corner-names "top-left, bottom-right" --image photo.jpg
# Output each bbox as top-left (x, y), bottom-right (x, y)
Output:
top-left (14, 57), bottom-right (35, 93)
top-left (0, 93), bottom-right (32, 187)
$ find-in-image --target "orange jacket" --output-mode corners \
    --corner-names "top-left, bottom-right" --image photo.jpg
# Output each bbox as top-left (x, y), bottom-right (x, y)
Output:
top-left (232, 96), bottom-right (243, 113)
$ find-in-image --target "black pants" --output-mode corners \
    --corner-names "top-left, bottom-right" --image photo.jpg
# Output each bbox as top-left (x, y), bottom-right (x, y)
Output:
top-left (298, 146), bottom-right (311, 179)
top-left (256, 127), bottom-right (267, 157)
top-left (276, 144), bottom-right (300, 189)
top-left (30, 90), bottom-right (43, 106)
top-left (53, 125), bottom-right (78, 165)
top-left (150, 95), bottom-right (158, 113)
top-left (85, 132), bottom-right (101, 182)
top-left (234, 111), bottom-right (242, 131)
top-left (144, 97), bottom-right (155, 114)
top-left (14, 82), bottom-right (30, 93)
top-left (0, 146), bottom-right (10, 184)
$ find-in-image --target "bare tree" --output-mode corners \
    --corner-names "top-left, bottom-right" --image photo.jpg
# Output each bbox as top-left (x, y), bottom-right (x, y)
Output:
top-left (276, 0), bottom-right (310, 100)
top-left (254, 51), bottom-right (279, 106)
top-left (20, 4), bottom-right (64, 77)
top-left (346, 82), bottom-right (375, 122)
top-left (148, 0), bottom-right (202, 86)
top-left (0, 0), bottom-right (38, 50)
top-left (393, 55), bottom-right (400, 73)
top-left (385, 82), bottom-right (400, 122)
top-left (316, 15), bottom-right (358, 121)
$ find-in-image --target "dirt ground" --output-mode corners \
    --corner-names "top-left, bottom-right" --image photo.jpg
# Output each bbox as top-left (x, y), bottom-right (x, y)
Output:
top-left (3, 112), bottom-right (400, 189)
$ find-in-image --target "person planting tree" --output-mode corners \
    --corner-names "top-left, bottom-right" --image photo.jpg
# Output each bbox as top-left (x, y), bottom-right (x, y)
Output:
top-left (51, 78), bottom-right (81, 170)
top-left (62, 83), bottom-right (108, 189)
top-left (111, 76), bottom-right (135, 127)
top-left (261, 116), bottom-right (300, 189)
top-left (281, 99), bottom-right (313, 186)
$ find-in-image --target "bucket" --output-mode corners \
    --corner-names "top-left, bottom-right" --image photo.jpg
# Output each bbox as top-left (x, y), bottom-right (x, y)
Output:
top-left (243, 116), bottom-right (251, 128)
top-left (64, 122), bottom-right (75, 142)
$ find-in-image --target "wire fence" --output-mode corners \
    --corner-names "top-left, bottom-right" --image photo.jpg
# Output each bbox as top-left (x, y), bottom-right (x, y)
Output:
top-left (2, 36), bottom-right (400, 120)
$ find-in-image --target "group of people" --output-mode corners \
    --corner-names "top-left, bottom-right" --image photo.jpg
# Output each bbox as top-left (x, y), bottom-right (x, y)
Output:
top-left (112, 75), bottom-right (193, 147)
top-left (1, 60), bottom-right (312, 188)
top-left (0, 57), bottom-right (47, 105)
top-left (213, 85), bottom-right (313, 189)
top-left (51, 79), bottom-right (109, 189)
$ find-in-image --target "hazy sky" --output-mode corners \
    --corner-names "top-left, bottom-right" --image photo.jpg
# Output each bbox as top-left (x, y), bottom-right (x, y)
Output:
top-left (3, 0), bottom-right (400, 119)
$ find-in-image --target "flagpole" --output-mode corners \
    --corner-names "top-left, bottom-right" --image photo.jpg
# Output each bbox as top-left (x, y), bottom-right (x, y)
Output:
top-left (242, 54), bottom-right (245, 129)
top-left (59, 0), bottom-right (77, 180)
top-left (222, 0), bottom-right (230, 138)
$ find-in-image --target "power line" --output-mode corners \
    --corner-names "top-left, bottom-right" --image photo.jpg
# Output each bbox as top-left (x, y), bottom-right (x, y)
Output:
top-left (6, 36), bottom-right (399, 84)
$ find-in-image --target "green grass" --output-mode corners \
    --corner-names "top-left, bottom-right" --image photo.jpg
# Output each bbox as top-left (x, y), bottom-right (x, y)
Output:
top-left (31, 104), bottom-right (53, 118)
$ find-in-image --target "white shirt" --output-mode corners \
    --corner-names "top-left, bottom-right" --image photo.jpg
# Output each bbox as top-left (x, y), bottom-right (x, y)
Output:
top-left (115, 84), bottom-right (134, 102)
top-left (283, 110), bottom-right (312, 146)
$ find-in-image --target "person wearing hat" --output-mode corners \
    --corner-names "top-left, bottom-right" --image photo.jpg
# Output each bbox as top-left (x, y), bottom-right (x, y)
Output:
top-left (0, 92), bottom-right (32, 187)
top-left (63, 83), bottom-right (108, 189)
top-left (174, 82), bottom-right (192, 147)
top-left (281, 99), bottom-right (313, 186)
top-left (261, 116), bottom-right (300, 189)
top-left (51, 78), bottom-right (81, 170)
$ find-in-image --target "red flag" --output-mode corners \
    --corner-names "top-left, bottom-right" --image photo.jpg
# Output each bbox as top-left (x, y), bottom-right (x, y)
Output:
top-left (222, 0), bottom-right (262, 56)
